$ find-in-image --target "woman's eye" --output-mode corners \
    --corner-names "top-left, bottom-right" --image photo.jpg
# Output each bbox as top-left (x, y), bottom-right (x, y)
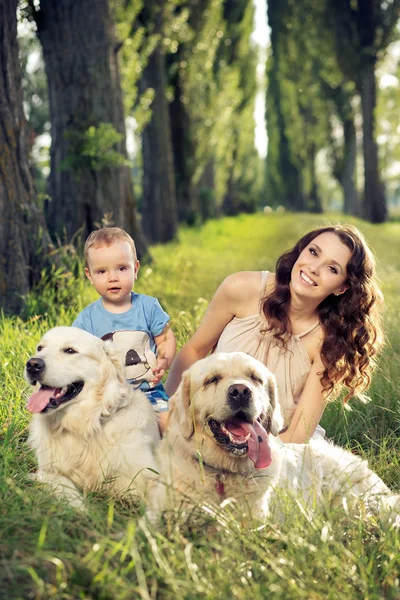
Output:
top-left (64, 348), bottom-right (77, 354)
top-left (309, 248), bottom-right (317, 256)
top-left (328, 266), bottom-right (338, 274)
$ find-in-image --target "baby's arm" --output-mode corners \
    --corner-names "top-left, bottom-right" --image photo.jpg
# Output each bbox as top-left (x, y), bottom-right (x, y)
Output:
top-left (152, 324), bottom-right (176, 385)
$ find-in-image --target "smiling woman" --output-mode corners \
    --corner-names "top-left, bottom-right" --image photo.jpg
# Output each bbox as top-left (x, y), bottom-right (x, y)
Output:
top-left (166, 224), bottom-right (384, 444)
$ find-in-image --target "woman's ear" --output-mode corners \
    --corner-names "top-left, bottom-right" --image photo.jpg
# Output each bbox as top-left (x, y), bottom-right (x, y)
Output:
top-left (334, 285), bottom-right (349, 296)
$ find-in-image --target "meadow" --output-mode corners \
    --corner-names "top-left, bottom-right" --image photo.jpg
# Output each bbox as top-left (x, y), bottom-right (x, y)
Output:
top-left (1, 212), bottom-right (399, 599)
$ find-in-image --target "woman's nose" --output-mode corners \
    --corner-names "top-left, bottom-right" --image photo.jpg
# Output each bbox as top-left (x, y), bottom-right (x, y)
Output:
top-left (309, 262), bottom-right (320, 275)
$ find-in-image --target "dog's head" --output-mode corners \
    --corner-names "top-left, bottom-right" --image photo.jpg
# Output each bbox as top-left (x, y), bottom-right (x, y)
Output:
top-left (168, 352), bottom-right (284, 470)
top-left (25, 326), bottom-right (126, 416)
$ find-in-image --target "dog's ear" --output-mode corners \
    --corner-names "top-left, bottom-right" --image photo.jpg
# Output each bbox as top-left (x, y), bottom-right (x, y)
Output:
top-left (168, 369), bottom-right (194, 439)
top-left (97, 342), bottom-right (127, 415)
top-left (264, 373), bottom-right (284, 436)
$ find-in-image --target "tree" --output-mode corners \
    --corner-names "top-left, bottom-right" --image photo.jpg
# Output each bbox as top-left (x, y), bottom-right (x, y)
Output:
top-left (266, 0), bottom-right (326, 212)
top-left (136, 1), bottom-right (179, 243)
top-left (327, 0), bottom-right (400, 223)
top-left (0, 0), bottom-right (51, 313)
top-left (220, 0), bottom-right (259, 216)
top-left (27, 0), bottom-right (147, 256)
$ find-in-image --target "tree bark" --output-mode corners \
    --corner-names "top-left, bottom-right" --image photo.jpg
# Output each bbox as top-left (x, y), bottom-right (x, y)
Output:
top-left (341, 118), bottom-right (358, 215)
top-left (0, 0), bottom-right (51, 314)
top-left (196, 160), bottom-right (216, 220)
top-left (140, 44), bottom-right (178, 243)
top-left (357, 60), bottom-right (387, 223)
top-left (308, 149), bottom-right (323, 213)
top-left (169, 70), bottom-right (197, 225)
top-left (34, 0), bottom-right (147, 257)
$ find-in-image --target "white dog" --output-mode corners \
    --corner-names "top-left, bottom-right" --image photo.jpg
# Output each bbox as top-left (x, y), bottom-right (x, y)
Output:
top-left (152, 352), bottom-right (399, 521)
top-left (25, 327), bottom-right (160, 510)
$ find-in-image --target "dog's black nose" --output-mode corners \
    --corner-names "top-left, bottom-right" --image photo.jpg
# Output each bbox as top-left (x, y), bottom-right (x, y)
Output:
top-left (227, 383), bottom-right (252, 408)
top-left (26, 358), bottom-right (45, 376)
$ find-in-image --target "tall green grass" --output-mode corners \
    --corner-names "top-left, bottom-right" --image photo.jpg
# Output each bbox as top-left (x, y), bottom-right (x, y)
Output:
top-left (1, 212), bottom-right (399, 599)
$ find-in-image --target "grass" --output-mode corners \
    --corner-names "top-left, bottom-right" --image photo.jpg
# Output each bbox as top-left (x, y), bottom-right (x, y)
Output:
top-left (1, 211), bottom-right (400, 599)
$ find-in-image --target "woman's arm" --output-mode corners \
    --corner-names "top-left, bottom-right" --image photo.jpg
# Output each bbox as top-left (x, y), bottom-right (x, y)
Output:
top-left (279, 354), bottom-right (327, 444)
top-left (165, 271), bottom-right (260, 396)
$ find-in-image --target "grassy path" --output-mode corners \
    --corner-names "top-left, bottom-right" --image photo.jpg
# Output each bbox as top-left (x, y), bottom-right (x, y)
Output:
top-left (1, 212), bottom-right (399, 599)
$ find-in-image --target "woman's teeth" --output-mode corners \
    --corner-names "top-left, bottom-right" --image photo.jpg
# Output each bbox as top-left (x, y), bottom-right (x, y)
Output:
top-left (301, 272), bottom-right (315, 286)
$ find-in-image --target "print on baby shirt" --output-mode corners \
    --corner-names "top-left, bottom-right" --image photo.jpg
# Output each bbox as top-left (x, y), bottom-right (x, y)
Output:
top-left (102, 330), bottom-right (157, 389)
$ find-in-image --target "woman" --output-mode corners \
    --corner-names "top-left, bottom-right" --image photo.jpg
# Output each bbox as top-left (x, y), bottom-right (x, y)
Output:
top-left (165, 225), bottom-right (384, 443)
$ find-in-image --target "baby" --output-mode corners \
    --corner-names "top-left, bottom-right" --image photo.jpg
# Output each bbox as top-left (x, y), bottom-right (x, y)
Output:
top-left (73, 227), bottom-right (176, 414)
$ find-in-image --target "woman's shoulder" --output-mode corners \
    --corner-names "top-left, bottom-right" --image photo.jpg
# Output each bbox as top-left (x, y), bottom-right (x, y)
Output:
top-left (219, 271), bottom-right (274, 314)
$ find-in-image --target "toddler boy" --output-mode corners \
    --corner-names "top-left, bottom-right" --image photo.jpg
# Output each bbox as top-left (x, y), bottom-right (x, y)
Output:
top-left (73, 227), bottom-right (176, 414)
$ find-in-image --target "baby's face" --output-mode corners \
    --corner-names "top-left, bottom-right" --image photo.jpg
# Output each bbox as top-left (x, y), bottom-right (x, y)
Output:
top-left (85, 241), bottom-right (140, 308)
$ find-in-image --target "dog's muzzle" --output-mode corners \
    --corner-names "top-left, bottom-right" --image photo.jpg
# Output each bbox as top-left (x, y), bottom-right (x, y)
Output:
top-left (227, 383), bottom-right (252, 410)
top-left (26, 358), bottom-right (46, 384)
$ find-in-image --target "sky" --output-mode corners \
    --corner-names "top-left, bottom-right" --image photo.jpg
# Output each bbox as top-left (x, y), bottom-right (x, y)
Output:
top-left (252, 0), bottom-right (269, 158)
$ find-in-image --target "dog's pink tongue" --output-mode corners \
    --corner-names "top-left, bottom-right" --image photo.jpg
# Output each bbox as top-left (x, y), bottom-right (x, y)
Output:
top-left (226, 419), bottom-right (272, 469)
top-left (27, 388), bottom-right (56, 413)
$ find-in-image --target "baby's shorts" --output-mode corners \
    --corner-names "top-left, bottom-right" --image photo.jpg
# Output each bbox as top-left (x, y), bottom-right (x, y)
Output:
top-left (144, 383), bottom-right (169, 413)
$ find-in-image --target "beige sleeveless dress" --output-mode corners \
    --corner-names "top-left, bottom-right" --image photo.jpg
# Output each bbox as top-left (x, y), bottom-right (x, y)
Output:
top-left (215, 271), bottom-right (325, 438)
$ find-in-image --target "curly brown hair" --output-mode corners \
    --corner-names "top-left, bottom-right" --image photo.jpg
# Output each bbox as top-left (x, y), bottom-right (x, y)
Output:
top-left (261, 225), bottom-right (384, 402)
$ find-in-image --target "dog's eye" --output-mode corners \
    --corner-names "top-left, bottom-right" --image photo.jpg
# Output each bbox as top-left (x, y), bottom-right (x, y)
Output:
top-left (249, 373), bottom-right (263, 385)
top-left (204, 375), bottom-right (221, 386)
top-left (64, 348), bottom-right (77, 354)
top-left (37, 345), bottom-right (43, 352)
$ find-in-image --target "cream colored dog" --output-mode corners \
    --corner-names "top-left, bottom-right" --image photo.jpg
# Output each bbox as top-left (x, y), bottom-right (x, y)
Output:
top-left (152, 352), bottom-right (399, 521)
top-left (25, 327), bottom-right (160, 510)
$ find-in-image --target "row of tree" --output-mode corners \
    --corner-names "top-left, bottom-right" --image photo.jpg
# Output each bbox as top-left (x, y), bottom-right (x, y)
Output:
top-left (1, 0), bottom-right (260, 313)
top-left (2, 0), bottom-right (400, 313)
top-left (266, 0), bottom-right (400, 222)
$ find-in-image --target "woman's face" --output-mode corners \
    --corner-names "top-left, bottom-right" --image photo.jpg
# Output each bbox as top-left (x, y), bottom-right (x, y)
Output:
top-left (290, 232), bottom-right (351, 303)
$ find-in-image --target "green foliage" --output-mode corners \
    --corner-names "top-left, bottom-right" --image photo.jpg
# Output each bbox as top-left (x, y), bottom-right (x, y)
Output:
top-left (21, 234), bottom-right (87, 324)
top-left (266, 0), bottom-right (331, 212)
top-left (60, 124), bottom-right (130, 173)
top-left (1, 213), bottom-right (400, 598)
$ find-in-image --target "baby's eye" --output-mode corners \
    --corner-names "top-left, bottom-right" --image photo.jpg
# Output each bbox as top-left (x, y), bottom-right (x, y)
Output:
top-left (119, 266), bottom-right (127, 271)
top-left (97, 269), bottom-right (105, 274)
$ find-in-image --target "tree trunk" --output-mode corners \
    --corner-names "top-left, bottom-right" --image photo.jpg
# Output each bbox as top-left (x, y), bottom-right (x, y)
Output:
top-left (196, 160), bottom-right (216, 220)
top-left (341, 118), bottom-right (358, 215)
top-left (358, 59), bottom-right (387, 223)
top-left (140, 44), bottom-right (178, 243)
top-left (0, 0), bottom-right (51, 314)
top-left (308, 150), bottom-right (323, 213)
top-left (222, 137), bottom-right (239, 216)
top-left (169, 63), bottom-right (198, 225)
top-left (34, 0), bottom-right (147, 257)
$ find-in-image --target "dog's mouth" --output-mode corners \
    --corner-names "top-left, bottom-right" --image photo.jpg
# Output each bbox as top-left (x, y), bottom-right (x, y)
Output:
top-left (208, 413), bottom-right (272, 469)
top-left (26, 382), bottom-right (84, 414)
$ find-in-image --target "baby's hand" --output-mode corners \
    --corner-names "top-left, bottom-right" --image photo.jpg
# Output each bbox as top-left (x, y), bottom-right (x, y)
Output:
top-left (152, 357), bottom-right (169, 385)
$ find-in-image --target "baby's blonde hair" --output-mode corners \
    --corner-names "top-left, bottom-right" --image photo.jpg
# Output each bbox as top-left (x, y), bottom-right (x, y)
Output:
top-left (84, 227), bottom-right (137, 268)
